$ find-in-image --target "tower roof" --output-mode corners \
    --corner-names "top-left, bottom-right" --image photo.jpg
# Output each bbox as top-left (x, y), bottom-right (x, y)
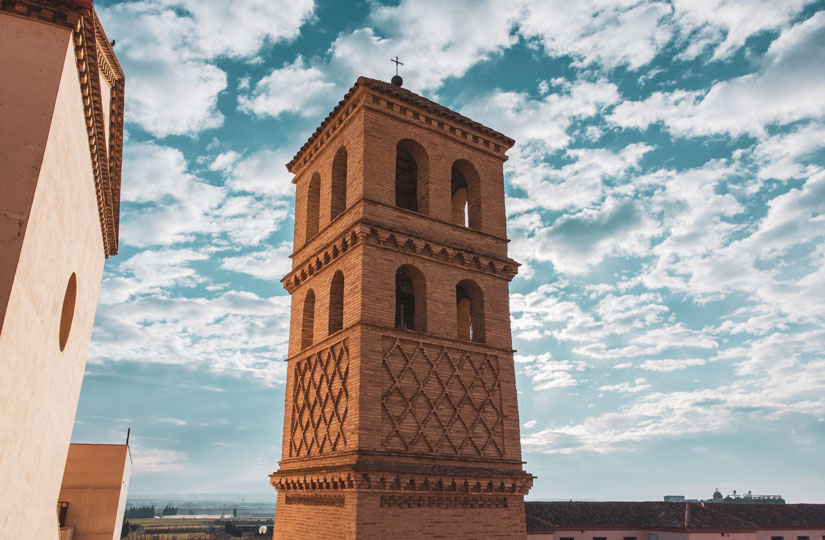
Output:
top-left (287, 76), bottom-right (515, 173)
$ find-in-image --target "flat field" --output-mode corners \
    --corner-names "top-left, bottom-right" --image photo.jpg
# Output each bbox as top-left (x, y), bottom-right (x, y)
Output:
top-left (123, 517), bottom-right (271, 539)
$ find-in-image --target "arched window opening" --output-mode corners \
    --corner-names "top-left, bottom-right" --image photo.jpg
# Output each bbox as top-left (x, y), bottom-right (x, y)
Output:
top-left (305, 173), bottom-right (321, 243)
top-left (451, 167), bottom-right (468, 227)
top-left (395, 139), bottom-right (429, 214)
top-left (395, 265), bottom-right (427, 332)
top-left (331, 147), bottom-right (347, 220)
top-left (456, 280), bottom-right (485, 343)
top-left (452, 160), bottom-right (482, 230)
top-left (328, 271), bottom-right (344, 335)
top-left (301, 289), bottom-right (316, 349)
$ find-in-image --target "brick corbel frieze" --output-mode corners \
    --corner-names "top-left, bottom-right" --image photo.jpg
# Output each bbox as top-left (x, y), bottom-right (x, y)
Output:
top-left (281, 222), bottom-right (519, 294)
top-left (1, 0), bottom-right (124, 257)
top-left (270, 467), bottom-right (533, 496)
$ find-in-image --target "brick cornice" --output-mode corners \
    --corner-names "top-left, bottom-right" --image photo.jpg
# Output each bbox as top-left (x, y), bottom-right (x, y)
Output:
top-left (1, 0), bottom-right (124, 257)
top-left (287, 76), bottom-right (514, 175)
top-left (270, 465), bottom-right (533, 496)
top-left (282, 220), bottom-right (519, 294)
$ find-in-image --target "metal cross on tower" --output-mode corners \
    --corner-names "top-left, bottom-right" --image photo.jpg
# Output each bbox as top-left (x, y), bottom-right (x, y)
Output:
top-left (391, 56), bottom-right (403, 75)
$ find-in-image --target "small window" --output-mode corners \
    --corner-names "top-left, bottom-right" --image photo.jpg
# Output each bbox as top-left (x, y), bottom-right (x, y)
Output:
top-left (648, 535), bottom-right (659, 540)
top-left (395, 270), bottom-right (415, 330)
top-left (305, 173), bottom-right (320, 243)
top-left (59, 273), bottom-right (77, 351)
top-left (395, 147), bottom-right (418, 211)
top-left (330, 147), bottom-right (347, 220)
top-left (328, 271), bottom-right (344, 335)
top-left (455, 280), bottom-right (485, 343)
top-left (301, 290), bottom-right (315, 349)
top-left (772, 536), bottom-right (784, 540)
top-left (798, 536), bottom-right (809, 540)
top-left (394, 139), bottom-right (428, 214)
top-left (394, 265), bottom-right (426, 332)
top-left (594, 537), bottom-right (607, 540)
top-left (560, 537), bottom-right (574, 540)
top-left (624, 537), bottom-right (637, 540)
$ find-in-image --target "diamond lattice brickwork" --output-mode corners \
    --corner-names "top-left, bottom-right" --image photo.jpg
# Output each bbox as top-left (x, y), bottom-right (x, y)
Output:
top-left (381, 336), bottom-right (504, 457)
top-left (289, 338), bottom-right (349, 457)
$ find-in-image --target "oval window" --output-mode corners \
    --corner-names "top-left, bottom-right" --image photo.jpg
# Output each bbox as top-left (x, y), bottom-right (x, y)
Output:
top-left (59, 273), bottom-right (77, 351)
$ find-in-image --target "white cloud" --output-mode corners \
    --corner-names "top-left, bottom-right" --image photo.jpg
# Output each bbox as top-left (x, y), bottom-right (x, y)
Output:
top-left (238, 56), bottom-right (337, 119)
top-left (517, 353), bottom-right (585, 390)
top-left (634, 323), bottom-right (718, 350)
top-left (514, 197), bottom-right (658, 274)
top-left (98, 0), bottom-right (315, 136)
top-left (119, 142), bottom-right (289, 248)
top-left (518, 0), bottom-right (673, 70)
top-left (671, 0), bottom-right (814, 61)
top-left (600, 377), bottom-right (651, 393)
top-left (221, 242), bottom-right (294, 281)
top-left (638, 358), bottom-right (706, 371)
top-left (609, 11), bottom-right (825, 136)
top-left (330, 0), bottom-right (519, 91)
top-left (90, 291), bottom-right (291, 386)
top-left (523, 420), bottom-right (537, 429)
top-left (217, 148), bottom-right (296, 198)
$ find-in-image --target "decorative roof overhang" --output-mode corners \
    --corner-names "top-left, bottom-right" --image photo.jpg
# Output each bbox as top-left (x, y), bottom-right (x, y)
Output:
top-left (1, 0), bottom-right (124, 257)
top-left (286, 76), bottom-right (515, 176)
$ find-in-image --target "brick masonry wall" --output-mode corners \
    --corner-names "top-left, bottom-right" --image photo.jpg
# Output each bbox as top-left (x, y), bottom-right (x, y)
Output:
top-left (273, 81), bottom-right (530, 540)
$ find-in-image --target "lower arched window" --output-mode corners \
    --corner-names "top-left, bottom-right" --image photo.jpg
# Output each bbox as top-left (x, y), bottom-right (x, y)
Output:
top-left (328, 271), bottom-right (344, 335)
top-left (395, 265), bottom-right (426, 332)
top-left (301, 289), bottom-right (315, 349)
top-left (456, 280), bottom-right (485, 343)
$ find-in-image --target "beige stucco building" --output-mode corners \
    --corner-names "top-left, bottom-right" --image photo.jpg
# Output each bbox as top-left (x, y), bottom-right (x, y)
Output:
top-left (0, 1), bottom-right (124, 539)
top-left (58, 444), bottom-right (132, 540)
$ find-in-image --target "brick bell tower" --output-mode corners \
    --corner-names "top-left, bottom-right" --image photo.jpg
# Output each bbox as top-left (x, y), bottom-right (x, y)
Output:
top-left (271, 76), bottom-right (532, 539)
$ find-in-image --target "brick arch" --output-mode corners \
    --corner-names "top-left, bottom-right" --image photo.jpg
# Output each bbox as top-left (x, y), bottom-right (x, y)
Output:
top-left (301, 289), bottom-right (316, 349)
top-left (395, 138), bottom-right (429, 215)
top-left (305, 173), bottom-right (321, 244)
top-left (456, 279), bottom-right (485, 343)
top-left (328, 270), bottom-right (344, 335)
top-left (395, 264), bottom-right (427, 332)
top-left (330, 145), bottom-right (347, 221)
top-left (451, 159), bottom-right (482, 231)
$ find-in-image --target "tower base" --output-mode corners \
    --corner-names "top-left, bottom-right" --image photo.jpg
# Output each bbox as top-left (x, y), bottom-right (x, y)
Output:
top-left (272, 464), bottom-right (532, 540)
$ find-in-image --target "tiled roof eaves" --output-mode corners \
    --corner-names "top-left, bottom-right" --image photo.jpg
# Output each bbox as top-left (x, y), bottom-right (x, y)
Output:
top-left (287, 76), bottom-right (514, 172)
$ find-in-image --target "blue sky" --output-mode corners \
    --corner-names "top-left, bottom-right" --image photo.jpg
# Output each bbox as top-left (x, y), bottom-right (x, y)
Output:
top-left (74, 0), bottom-right (825, 501)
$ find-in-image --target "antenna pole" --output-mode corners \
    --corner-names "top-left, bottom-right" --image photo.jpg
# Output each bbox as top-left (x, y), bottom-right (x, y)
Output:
top-left (126, 427), bottom-right (131, 446)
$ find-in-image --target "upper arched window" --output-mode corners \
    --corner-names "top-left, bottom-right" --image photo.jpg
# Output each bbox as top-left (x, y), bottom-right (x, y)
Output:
top-left (451, 160), bottom-right (481, 230)
top-left (395, 139), bottom-right (429, 214)
top-left (395, 265), bottom-right (427, 332)
top-left (305, 173), bottom-right (321, 243)
top-left (456, 280), bottom-right (485, 343)
top-left (331, 146), bottom-right (347, 220)
top-left (328, 271), bottom-right (344, 335)
top-left (301, 289), bottom-right (316, 349)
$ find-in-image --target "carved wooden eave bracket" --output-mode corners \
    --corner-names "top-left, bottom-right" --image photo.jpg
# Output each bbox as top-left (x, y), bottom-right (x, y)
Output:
top-left (1, 1), bottom-right (125, 257)
top-left (281, 222), bottom-right (520, 294)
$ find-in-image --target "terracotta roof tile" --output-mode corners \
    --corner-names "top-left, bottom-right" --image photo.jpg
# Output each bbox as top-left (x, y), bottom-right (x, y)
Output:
top-left (525, 502), bottom-right (825, 532)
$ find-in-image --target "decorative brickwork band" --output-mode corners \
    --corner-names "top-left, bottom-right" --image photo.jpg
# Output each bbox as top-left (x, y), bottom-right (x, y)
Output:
top-left (381, 336), bottom-right (504, 457)
top-left (289, 338), bottom-right (349, 457)
top-left (284, 494), bottom-right (346, 507)
top-left (380, 494), bottom-right (509, 510)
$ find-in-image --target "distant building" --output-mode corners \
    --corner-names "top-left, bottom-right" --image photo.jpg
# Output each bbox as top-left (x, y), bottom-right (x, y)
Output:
top-left (708, 489), bottom-right (786, 504)
top-left (525, 501), bottom-right (825, 539)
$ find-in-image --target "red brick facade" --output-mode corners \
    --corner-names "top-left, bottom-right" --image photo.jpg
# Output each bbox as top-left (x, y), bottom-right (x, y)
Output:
top-left (271, 77), bottom-right (532, 539)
